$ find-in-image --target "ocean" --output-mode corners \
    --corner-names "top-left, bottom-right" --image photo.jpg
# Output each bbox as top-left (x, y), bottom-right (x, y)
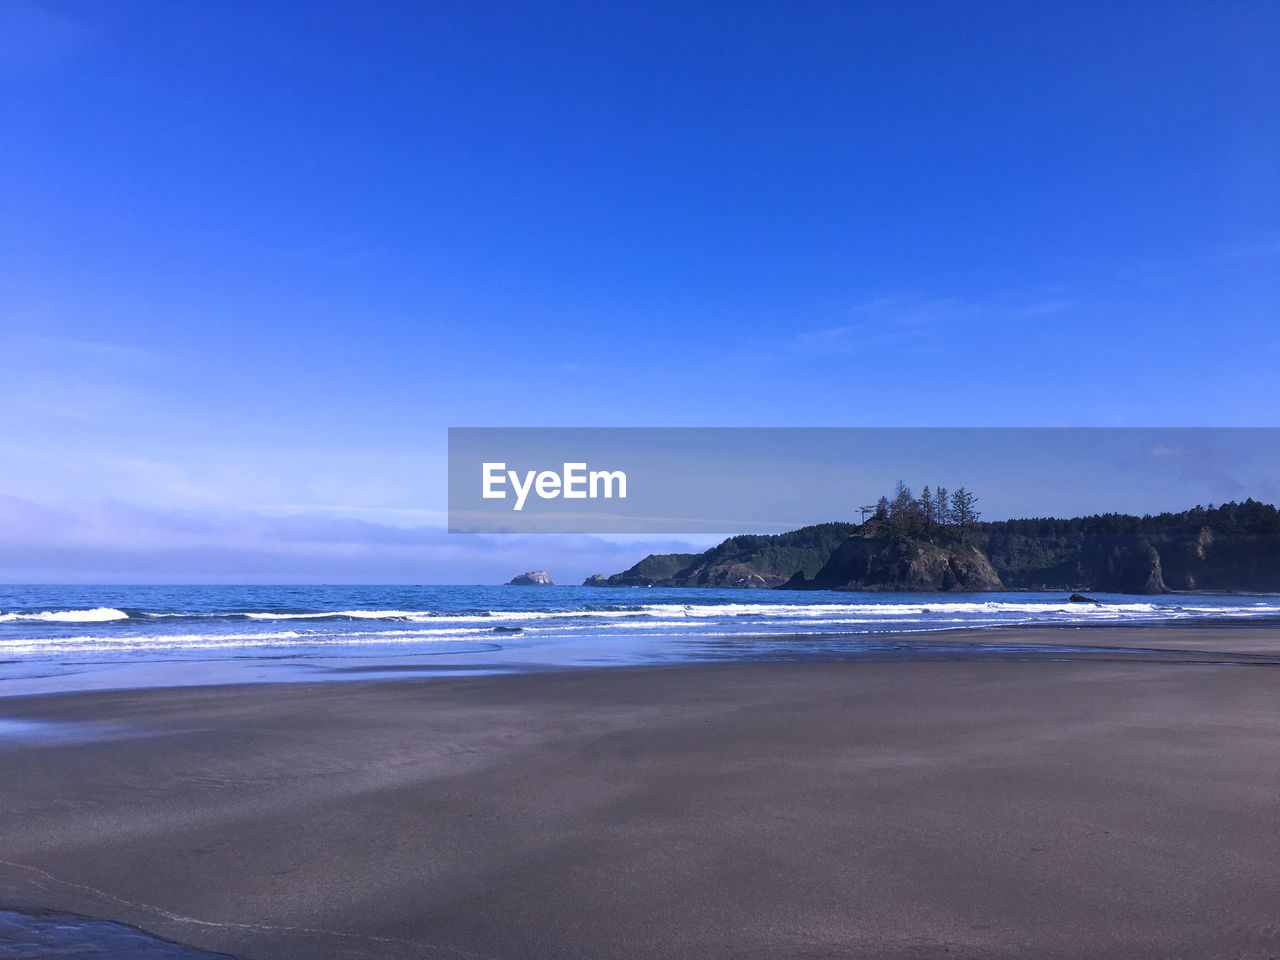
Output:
top-left (3, 584), bottom-right (1279, 695)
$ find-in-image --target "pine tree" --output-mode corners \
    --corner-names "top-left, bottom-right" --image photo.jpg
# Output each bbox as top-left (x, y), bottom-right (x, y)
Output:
top-left (891, 480), bottom-right (913, 517)
top-left (950, 487), bottom-right (980, 544)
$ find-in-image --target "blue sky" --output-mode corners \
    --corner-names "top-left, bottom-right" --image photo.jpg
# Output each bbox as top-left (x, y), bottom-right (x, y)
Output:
top-left (1, 1), bottom-right (1278, 582)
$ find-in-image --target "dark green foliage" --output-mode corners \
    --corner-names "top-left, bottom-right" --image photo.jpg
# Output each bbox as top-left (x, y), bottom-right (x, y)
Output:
top-left (983, 500), bottom-right (1280, 539)
top-left (691, 523), bottom-right (860, 578)
top-left (950, 487), bottom-right (980, 544)
top-left (604, 498), bottom-right (1280, 592)
top-left (607, 524), bottom-right (858, 586)
top-left (622, 553), bottom-right (702, 581)
top-left (980, 499), bottom-right (1280, 592)
top-left (863, 480), bottom-right (970, 542)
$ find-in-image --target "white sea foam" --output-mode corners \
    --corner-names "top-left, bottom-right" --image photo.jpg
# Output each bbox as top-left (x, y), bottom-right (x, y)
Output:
top-left (236, 609), bottom-right (656, 622)
top-left (6, 595), bottom-right (1278, 660)
top-left (139, 599), bottom-right (1280, 626)
top-left (245, 609), bottom-right (428, 620)
top-left (0, 626), bottom-right (503, 655)
top-left (0, 607), bottom-right (130, 623)
top-left (618, 600), bottom-right (1280, 618)
top-left (627, 601), bottom-right (1162, 617)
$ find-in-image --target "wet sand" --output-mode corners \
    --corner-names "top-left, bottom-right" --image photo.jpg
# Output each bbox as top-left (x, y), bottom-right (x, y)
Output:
top-left (2, 627), bottom-right (1278, 959)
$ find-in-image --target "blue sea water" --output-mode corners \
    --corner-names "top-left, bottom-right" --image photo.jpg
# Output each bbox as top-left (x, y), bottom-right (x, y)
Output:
top-left (2, 584), bottom-right (1278, 695)
top-left (0, 909), bottom-right (236, 959)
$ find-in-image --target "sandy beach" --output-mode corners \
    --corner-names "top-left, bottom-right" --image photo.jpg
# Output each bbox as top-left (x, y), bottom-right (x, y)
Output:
top-left (2, 627), bottom-right (1278, 959)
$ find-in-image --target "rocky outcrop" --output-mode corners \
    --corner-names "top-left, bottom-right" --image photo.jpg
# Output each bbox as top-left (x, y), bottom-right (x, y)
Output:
top-left (599, 525), bottom-right (856, 588)
top-left (1137, 529), bottom-right (1279, 592)
top-left (596, 553), bottom-right (702, 587)
top-left (582, 574), bottom-right (610, 587)
top-left (506, 570), bottom-right (554, 586)
top-left (787, 538), bottom-right (1004, 592)
top-left (593, 552), bottom-right (794, 588)
top-left (676, 562), bottom-right (785, 588)
top-left (596, 501), bottom-right (1280, 594)
top-left (1133, 546), bottom-right (1168, 594)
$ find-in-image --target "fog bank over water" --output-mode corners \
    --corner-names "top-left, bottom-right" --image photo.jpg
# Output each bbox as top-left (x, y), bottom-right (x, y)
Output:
top-left (0, 495), bottom-right (716, 585)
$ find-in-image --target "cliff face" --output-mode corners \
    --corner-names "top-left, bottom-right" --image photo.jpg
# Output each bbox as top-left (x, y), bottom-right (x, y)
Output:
top-left (599, 552), bottom-right (704, 587)
top-left (593, 502), bottom-right (1280, 594)
top-left (1149, 530), bottom-right (1280, 592)
top-left (973, 500), bottom-right (1280, 593)
top-left (789, 538), bottom-right (1003, 592)
top-left (988, 534), bottom-right (1169, 593)
top-left (600, 532), bottom-right (1003, 592)
top-left (594, 524), bottom-right (856, 589)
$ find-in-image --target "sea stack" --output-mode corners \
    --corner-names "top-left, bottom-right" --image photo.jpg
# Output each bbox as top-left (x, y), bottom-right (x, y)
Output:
top-left (507, 570), bottom-right (554, 586)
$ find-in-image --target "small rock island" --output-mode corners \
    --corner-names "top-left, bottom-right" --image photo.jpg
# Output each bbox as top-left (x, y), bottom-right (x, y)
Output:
top-left (507, 570), bottom-right (554, 586)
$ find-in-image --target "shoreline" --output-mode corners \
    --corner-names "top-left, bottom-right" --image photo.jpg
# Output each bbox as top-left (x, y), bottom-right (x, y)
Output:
top-left (4, 621), bottom-right (1280, 702)
top-left (2, 626), bottom-right (1279, 958)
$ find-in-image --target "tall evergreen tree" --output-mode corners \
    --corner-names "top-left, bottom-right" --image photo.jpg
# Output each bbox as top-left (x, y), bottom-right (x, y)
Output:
top-left (891, 480), bottom-right (913, 517)
top-left (950, 487), bottom-right (980, 543)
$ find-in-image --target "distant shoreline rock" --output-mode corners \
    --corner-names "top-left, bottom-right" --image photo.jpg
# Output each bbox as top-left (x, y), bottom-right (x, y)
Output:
top-left (507, 570), bottom-right (554, 586)
top-left (583, 574), bottom-right (610, 587)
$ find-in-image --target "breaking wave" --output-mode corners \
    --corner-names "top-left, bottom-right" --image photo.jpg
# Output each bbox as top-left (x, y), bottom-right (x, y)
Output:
top-left (3, 587), bottom-right (1278, 664)
top-left (0, 607), bottom-right (130, 623)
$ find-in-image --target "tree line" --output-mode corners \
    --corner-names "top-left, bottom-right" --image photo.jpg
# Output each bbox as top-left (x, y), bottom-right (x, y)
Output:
top-left (857, 489), bottom-right (1279, 550)
top-left (861, 481), bottom-right (981, 543)
top-left (983, 498), bottom-right (1280, 538)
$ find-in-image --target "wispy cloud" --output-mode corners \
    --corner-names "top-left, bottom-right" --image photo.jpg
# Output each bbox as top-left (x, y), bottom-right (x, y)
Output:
top-left (1012, 298), bottom-right (1075, 318)
top-left (0, 335), bottom-right (165, 422)
top-left (752, 292), bottom-right (1077, 360)
top-left (1126, 440), bottom-right (1278, 504)
top-left (0, 1), bottom-right (92, 71)
top-left (1115, 237), bottom-right (1280, 289)
top-left (9, 335), bottom-right (161, 362)
top-left (785, 296), bottom-right (967, 356)
top-left (1214, 238), bottom-right (1280, 263)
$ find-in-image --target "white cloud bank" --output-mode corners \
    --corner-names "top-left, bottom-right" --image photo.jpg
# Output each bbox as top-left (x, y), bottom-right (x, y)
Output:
top-left (0, 495), bottom-right (709, 585)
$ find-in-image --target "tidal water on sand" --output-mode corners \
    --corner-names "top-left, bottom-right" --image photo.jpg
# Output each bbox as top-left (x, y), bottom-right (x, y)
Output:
top-left (0, 909), bottom-right (236, 959)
